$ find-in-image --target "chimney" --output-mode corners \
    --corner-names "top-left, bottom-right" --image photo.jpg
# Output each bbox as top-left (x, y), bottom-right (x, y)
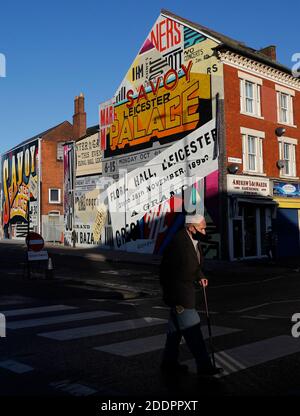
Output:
top-left (73, 92), bottom-right (87, 140)
top-left (259, 45), bottom-right (277, 61)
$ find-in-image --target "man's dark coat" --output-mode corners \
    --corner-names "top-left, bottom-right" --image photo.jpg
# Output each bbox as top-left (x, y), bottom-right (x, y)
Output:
top-left (159, 228), bottom-right (205, 309)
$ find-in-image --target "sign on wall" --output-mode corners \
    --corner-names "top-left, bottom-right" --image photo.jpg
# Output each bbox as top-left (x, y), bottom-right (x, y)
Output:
top-left (273, 181), bottom-right (300, 197)
top-left (96, 13), bottom-right (223, 255)
top-left (103, 118), bottom-right (218, 252)
top-left (227, 174), bottom-right (270, 197)
top-left (76, 133), bottom-right (102, 176)
top-left (63, 143), bottom-right (75, 246)
top-left (74, 175), bottom-right (103, 246)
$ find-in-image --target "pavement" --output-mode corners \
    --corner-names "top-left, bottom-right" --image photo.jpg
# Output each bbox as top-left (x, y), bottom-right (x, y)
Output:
top-left (2, 239), bottom-right (300, 297)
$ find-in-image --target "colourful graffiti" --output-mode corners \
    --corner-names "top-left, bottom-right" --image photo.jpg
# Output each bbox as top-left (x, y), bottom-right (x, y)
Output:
top-left (63, 143), bottom-right (75, 246)
top-left (1, 140), bottom-right (39, 238)
top-left (97, 12), bottom-right (223, 255)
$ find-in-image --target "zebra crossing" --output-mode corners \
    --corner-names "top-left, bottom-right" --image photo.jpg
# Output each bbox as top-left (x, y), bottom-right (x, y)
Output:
top-left (1, 298), bottom-right (300, 395)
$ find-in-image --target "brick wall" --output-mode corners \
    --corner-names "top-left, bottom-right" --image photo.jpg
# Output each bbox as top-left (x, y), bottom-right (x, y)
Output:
top-left (223, 64), bottom-right (300, 178)
top-left (40, 121), bottom-right (73, 216)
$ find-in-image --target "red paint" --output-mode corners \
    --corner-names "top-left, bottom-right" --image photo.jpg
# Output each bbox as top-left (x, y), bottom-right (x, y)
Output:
top-left (26, 232), bottom-right (44, 251)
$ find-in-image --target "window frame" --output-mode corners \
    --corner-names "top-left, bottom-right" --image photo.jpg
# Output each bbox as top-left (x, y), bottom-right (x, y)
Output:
top-left (239, 71), bottom-right (263, 119)
top-left (48, 188), bottom-right (61, 204)
top-left (278, 137), bottom-right (298, 178)
top-left (275, 84), bottom-right (296, 127)
top-left (241, 127), bottom-right (265, 175)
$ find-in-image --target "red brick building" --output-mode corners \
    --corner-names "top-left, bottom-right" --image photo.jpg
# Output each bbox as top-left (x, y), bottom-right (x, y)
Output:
top-left (217, 45), bottom-right (300, 259)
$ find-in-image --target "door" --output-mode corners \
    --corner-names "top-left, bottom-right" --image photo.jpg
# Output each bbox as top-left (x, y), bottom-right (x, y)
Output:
top-left (277, 209), bottom-right (299, 257)
top-left (243, 205), bottom-right (257, 257)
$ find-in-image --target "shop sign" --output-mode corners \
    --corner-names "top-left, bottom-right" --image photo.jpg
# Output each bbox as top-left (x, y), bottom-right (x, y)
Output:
top-left (227, 174), bottom-right (270, 197)
top-left (273, 181), bottom-right (300, 197)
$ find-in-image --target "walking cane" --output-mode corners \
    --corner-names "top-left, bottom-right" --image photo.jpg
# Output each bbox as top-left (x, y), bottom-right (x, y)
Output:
top-left (201, 282), bottom-right (216, 369)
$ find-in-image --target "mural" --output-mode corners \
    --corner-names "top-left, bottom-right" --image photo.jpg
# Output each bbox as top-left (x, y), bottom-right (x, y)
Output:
top-left (74, 175), bottom-right (103, 247)
top-left (63, 143), bottom-right (75, 246)
top-left (97, 13), bottom-right (223, 256)
top-left (1, 139), bottom-right (39, 239)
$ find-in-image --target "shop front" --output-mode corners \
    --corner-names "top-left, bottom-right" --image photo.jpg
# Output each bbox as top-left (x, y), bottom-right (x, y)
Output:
top-left (227, 174), bottom-right (277, 260)
top-left (272, 181), bottom-right (300, 257)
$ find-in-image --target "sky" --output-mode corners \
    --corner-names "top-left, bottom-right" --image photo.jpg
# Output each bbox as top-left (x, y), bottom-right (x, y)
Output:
top-left (0, 0), bottom-right (299, 155)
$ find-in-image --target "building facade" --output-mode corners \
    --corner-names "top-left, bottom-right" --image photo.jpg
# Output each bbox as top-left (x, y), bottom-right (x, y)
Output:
top-left (95, 9), bottom-right (300, 259)
top-left (30, 10), bottom-right (289, 260)
top-left (220, 45), bottom-right (300, 259)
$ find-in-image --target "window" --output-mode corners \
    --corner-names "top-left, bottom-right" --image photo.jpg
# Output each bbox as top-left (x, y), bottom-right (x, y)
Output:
top-left (57, 142), bottom-right (64, 161)
top-left (278, 137), bottom-right (297, 178)
top-left (241, 127), bottom-right (265, 174)
top-left (49, 188), bottom-right (61, 204)
top-left (239, 71), bottom-right (262, 118)
top-left (276, 85), bottom-right (295, 126)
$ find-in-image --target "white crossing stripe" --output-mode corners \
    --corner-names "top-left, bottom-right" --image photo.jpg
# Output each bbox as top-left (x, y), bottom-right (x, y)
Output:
top-left (38, 317), bottom-right (167, 341)
top-left (0, 360), bottom-right (34, 374)
top-left (50, 380), bottom-right (97, 396)
top-left (94, 325), bottom-right (241, 356)
top-left (184, 335), bottom-right (300, 376)
top-left (7, 310), bottom-right (120, 329)
top-left (1, 305), bottom-right (77, 317)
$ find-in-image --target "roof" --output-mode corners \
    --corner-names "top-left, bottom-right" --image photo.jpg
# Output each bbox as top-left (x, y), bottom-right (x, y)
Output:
top-left (76, 124), bottom-right (99, 142)
top-left (5, 121), bottom-right (72, 154)
top-left (161, 9), bottom-right (293, 76)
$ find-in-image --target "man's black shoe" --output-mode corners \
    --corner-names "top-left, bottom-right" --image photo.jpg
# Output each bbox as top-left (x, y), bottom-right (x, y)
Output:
top-left (197, 366), bottom-right (224, 377)
top-left (160, 361), bottom-right (189, 375)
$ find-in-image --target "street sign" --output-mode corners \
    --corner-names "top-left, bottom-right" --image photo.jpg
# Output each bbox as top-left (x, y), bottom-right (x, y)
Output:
top-left (25, 232), bottom-right (44, 252)
top-left (28, 250), bottom-right (48, 261)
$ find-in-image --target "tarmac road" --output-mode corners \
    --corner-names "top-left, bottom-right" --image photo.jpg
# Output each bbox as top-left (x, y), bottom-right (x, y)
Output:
top-left (1, 240), bottom-right (300, 398)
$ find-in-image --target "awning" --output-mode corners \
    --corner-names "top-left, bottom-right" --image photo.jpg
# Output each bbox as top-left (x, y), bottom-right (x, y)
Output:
top-left (235, 197), bottom-right (278, 206)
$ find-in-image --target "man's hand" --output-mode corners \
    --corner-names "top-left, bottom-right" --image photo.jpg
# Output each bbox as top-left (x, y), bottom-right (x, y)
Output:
top-left (199, 278), bottom-right (208, 287)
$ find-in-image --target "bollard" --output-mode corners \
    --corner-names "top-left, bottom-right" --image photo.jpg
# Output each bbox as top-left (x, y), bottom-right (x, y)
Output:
top-left (45, 256), bottom-right (54, 279)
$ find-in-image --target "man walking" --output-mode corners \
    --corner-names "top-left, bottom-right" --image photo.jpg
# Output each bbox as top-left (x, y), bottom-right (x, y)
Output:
top-left (159, 214), bottom-right (222, 377)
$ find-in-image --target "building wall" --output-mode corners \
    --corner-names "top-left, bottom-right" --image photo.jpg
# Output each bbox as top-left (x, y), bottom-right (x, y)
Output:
top-left (1, 139), bottom-right (39, 239)
top-left (41, 121), bottom-right (73, 218)
top-left (99, 13), bottom-right (224, 256)
top-left (223, 60), bottom-right (300, 258)
top-left (223, 63), bottom-right (300, 177)
top-left (36, 121), bottom-right (72, 241)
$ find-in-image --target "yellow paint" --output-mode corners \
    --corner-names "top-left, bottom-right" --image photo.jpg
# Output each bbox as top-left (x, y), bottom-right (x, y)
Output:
top-left (273, 197), bottom-right (300, 209)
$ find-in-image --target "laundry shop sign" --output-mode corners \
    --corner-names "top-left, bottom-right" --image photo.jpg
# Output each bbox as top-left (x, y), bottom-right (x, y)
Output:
top-left (227, 174), bottom-right (270, 197)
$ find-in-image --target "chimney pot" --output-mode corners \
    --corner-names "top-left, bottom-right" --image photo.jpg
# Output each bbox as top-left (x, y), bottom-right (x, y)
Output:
top-left (259, 45), bottom-right (276, 61)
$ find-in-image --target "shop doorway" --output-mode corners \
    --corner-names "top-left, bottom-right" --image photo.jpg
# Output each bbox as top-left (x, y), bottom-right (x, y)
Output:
top-left (231, 204), bottom-right (272, 259)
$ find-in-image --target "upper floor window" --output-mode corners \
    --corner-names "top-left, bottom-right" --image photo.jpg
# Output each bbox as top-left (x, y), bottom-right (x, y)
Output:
top-left (239, 71), bottom-right (263, 118)
top-left (278, 137), bottom-right (297, 178)
top-left (276, 85), bottom-right (295, 126)
top-left (49, 188), bottom-right (61, 204)
top-left (241, 127), bottom-right (265, 174)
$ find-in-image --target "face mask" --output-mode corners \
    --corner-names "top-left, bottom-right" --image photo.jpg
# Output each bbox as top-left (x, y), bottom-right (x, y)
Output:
top-left (192, 230), bottom-right (210, 242)
top-left (192, 231), bottom-right (205, 241)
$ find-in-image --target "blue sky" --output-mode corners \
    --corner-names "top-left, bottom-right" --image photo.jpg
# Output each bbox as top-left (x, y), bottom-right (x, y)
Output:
top-left (0, 0), bottom-right (299, 154)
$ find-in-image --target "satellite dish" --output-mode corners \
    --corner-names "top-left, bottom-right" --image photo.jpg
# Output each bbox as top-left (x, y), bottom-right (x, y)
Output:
top-left (275, 127), bottom-right (286, 137)
top-left (277, 160), bottom-right (286, 169)
top-left (227, 164), bottom-right (239, 174)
